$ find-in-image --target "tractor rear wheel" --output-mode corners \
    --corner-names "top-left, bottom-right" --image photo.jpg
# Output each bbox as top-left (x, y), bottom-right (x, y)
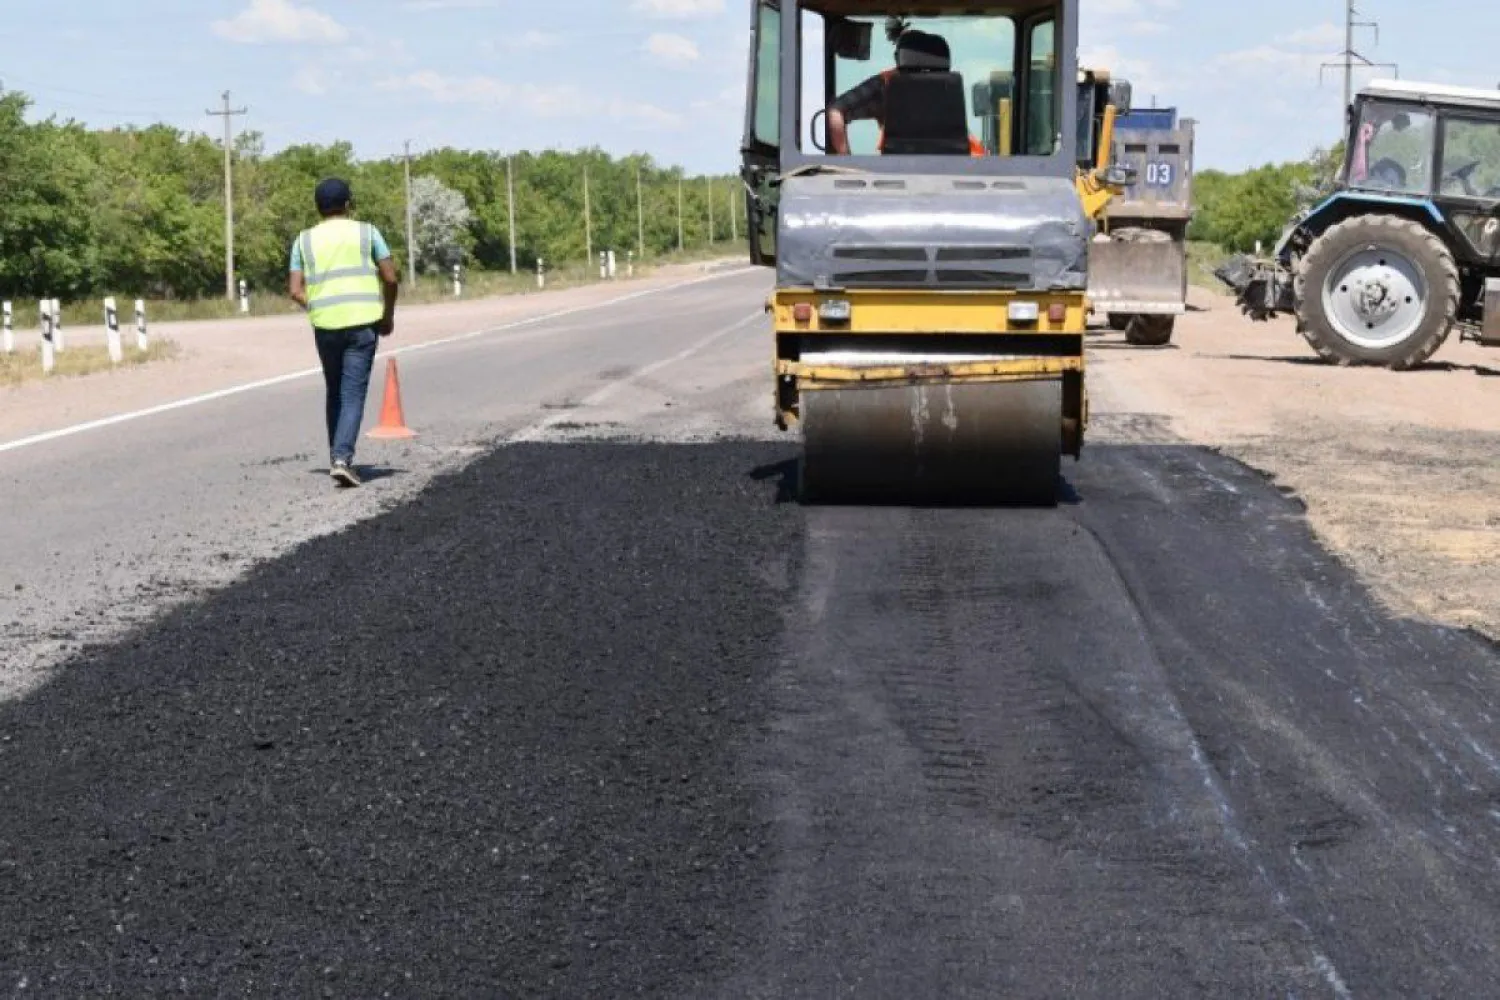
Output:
top-left (1124, 315), bottom-right (1175, 346)
top-left (1295, 214), bottom-right (1459, 369)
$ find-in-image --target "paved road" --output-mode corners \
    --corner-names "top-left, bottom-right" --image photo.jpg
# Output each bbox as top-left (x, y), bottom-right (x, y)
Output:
top-left (0, 268), bottom-right (771, 698)
top-left (3, 271), bottom-right (1499, 997)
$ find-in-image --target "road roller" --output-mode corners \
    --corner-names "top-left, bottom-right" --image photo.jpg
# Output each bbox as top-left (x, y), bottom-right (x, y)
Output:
top-left (739, 0), bottom-right (1132, 503)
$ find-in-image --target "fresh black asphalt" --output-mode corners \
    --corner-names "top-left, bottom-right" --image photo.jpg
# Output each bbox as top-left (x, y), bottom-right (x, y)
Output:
top-left (2, 441), bottom-right (1499, 997)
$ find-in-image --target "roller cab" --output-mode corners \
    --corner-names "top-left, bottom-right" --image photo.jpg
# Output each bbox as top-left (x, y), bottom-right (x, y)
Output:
top-left (741, 0), bottom-right (1124, 504)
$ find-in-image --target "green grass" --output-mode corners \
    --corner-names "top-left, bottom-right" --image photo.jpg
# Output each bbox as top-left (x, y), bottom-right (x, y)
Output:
top-left (0, 339), bottom-right (179, 387)
top-left (1186, 241), bottom-right (1232, 294)
top-left (12, 242), bottom-right (750, 330)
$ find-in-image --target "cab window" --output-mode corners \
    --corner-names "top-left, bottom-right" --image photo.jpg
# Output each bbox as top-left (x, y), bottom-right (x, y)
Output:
top-left (1439, 117), bottom-right (1500, 200)
top-left (752, 3), bottom-right (780, 148)
top-left (813, 14), bottom-right (1022, 156)
top-left (1023, 19), bottom-right (1057, 155)
top-left (1348, 101), bottom-right (1435, 196)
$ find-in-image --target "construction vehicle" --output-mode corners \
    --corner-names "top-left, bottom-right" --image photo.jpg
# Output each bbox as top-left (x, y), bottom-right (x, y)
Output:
top-left (1088, 106), bottom-right (1196, 345)
top-left (1218, 79), bottom-right (1500, 368)
top-left (740, 0), bottom-right (1132, 504)
top-left (973, 66), bottom-right (1132, 221)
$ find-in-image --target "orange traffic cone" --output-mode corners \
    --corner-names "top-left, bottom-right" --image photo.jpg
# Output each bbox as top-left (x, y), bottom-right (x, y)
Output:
top-left (366, 357), bottom-right (418, 440)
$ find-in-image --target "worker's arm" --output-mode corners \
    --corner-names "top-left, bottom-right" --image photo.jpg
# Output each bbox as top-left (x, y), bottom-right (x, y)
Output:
top-left (288, 237), bottom-right (309, 309)
top-left (376, 258), bottom-right (399, 337)
top-left (288, 270), bottom-right (308, 309)
top-left (370, 227), bottom-right (399, 336)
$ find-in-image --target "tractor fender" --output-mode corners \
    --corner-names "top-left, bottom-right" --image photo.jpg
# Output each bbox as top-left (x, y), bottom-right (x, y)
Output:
top-left (1285, 192), bottom-right (1447, 263)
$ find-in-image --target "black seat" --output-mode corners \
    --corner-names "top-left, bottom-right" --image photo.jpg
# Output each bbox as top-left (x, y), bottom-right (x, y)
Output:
top-left (882, 71), bottom-right (972, 155)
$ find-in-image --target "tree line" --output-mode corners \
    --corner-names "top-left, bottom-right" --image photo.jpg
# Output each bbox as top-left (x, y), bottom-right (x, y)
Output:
top-left (0, 88), bottom-right (743, 302)
top-left (1188, 144), bottom-right (1346, 253)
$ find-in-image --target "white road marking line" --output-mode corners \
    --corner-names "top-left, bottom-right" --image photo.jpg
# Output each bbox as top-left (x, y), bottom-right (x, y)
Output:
top-left (511, 309), bottom-right (765, 442)
top-left (0, 266), bottom-right (761, 456)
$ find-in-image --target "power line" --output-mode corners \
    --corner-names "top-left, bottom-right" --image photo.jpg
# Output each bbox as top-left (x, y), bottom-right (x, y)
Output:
top-left (206, 91), bottom-right (248, 303)
top-left (1320, 1), bottom-right (1398, 133)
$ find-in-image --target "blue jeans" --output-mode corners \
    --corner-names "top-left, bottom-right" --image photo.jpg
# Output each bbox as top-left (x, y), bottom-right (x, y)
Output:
top-left (314, 325), bottom-right (378, 464)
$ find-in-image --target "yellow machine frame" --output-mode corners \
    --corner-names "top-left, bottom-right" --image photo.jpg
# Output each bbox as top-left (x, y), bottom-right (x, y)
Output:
top-left (770, 288), bottom-right (1090, 456)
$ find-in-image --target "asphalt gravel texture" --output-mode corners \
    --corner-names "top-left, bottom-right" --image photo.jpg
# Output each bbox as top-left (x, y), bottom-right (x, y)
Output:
top-left (0, 442), bottom-right (800, 997)
top-left (4, 439), bottom-right (1500, 998)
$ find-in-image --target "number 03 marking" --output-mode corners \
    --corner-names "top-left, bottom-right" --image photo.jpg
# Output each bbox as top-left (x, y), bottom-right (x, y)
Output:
top-left (1145, 162), bottom-right (1174, 187)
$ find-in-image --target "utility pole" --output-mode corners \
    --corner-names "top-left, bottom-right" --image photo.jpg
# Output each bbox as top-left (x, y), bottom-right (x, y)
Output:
top-left (636, 166), bottom-right (645, 260)
top-left (583, 166), bottom-right (593, 267)
top-left (677, 175), bottom-right (684, 251)
top-left (707, 177), bottom-right (715, 243)
top-left (404, 140), bottom-right (417, 286)
top-left (507, 156), bottom-right (518, 275)
top-left (1321, 2), bottom-right (1397, 132)
top-left (206, 91), bottom-right (248, 302)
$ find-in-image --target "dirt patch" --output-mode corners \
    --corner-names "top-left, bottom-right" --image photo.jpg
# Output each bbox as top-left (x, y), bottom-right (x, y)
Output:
top-left (1089, 289), bottom-right (1500, 641)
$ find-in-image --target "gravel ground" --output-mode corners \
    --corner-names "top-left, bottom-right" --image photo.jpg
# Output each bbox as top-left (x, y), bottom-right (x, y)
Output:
top-left (0, 442), bottom-right (799, 997)
top-left (6, 437), bottom-right (1500, 998)
top-left (1088, 290), bottom-right (1500, 641)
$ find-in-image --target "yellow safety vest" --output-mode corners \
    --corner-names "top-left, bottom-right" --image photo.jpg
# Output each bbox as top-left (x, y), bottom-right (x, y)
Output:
top-left (298, 218), bottom-right (384, 330)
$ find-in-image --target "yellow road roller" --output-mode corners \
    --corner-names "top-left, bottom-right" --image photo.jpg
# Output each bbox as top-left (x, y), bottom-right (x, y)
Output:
top-left (739, 0), bottom-right (1131, 503)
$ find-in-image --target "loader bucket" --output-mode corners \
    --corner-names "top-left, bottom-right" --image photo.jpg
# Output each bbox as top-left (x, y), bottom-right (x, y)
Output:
top-left (1088, 235), bottom-right (1187, 317)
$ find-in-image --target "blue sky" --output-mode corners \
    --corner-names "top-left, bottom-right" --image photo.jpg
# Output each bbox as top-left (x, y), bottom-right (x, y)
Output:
top-left (4, 0), bottom-right (1498, 174)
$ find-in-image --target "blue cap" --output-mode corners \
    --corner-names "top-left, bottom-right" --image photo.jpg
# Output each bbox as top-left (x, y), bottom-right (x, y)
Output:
top-left (315, 177), bottom-right (353, 213)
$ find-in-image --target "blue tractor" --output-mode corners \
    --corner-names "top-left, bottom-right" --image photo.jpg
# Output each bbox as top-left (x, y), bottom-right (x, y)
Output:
top-left (1218, 79), bottom-right (1500, 368)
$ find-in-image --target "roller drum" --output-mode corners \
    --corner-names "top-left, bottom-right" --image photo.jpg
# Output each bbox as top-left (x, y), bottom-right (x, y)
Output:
top-left (799, 379), bottom-right (1063, 505)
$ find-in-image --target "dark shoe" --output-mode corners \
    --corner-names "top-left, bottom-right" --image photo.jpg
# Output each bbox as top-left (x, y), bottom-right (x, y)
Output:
top-left (331, 460), bottom-right (362, 488)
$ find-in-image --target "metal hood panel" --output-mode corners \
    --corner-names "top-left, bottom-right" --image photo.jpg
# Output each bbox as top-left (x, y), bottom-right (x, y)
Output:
top-left (776, 173), bottom-right (1089, 292)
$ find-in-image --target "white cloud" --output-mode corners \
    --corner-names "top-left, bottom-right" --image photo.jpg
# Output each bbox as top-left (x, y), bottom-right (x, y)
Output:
top-left (1079, 44), bottom-right (1169, 103)
top-left (402, 0), bottom-right (499, 8)
top-left (211, 0), bottom-right (348, 45)
top-left (645, 33), bottom-right (700, 66)
top-left (1278, 23), bottom-right (1346, 50)
top-left (630, 0), bottom-right (725, 18)
top-left (487, 30), bottom-right (562, 52)
top-left (379, 72), bottom-right (684, 128)
top-left (293, 65), bottom-right (331, 95)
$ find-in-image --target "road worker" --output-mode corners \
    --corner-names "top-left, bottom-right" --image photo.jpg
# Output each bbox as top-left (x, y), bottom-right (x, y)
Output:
top-left (287, 178), bottom-right (399, 488)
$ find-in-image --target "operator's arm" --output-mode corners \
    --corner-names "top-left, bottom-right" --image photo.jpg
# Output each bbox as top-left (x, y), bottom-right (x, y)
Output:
top-left (827, 74), bottom-right (886, 155)
top-left (828, 108), bottom-right (851, 155)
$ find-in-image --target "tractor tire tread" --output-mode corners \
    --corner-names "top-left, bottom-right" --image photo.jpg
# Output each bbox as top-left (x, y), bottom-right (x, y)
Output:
top-left (1294, 214), bottom-right (1459, 370)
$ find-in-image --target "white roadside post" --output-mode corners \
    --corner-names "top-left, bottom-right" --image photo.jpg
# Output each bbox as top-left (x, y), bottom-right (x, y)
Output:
top-left (104, 297), bottom-right (123, 364)
top-left (598, 252), bottom-right (606, 280)
top-left (537, 258), bottom-right (545, 290)
top-left (50, 299), bottom-right (64, 352)
top-left (40, 300), bottom-right (55, 374)
top-left (238, 279), bottom-right (249, 314)
top-left (2, 301), bottom-right (12, 355)
top-left (627, 251), bottom-right (635, 278)
top-left (452, 263), bottom-right (462, 298)
top-left (135, 299), bottom-right (148, 352)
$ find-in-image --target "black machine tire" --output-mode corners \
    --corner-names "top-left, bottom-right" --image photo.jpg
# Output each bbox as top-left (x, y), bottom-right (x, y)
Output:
top-left (1107, 314), bottom-right (1130, 331)
top-left (1294, 214), bottom-right (1459, 370)
top-left (1123, 315), bottom-right (1175, 346)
